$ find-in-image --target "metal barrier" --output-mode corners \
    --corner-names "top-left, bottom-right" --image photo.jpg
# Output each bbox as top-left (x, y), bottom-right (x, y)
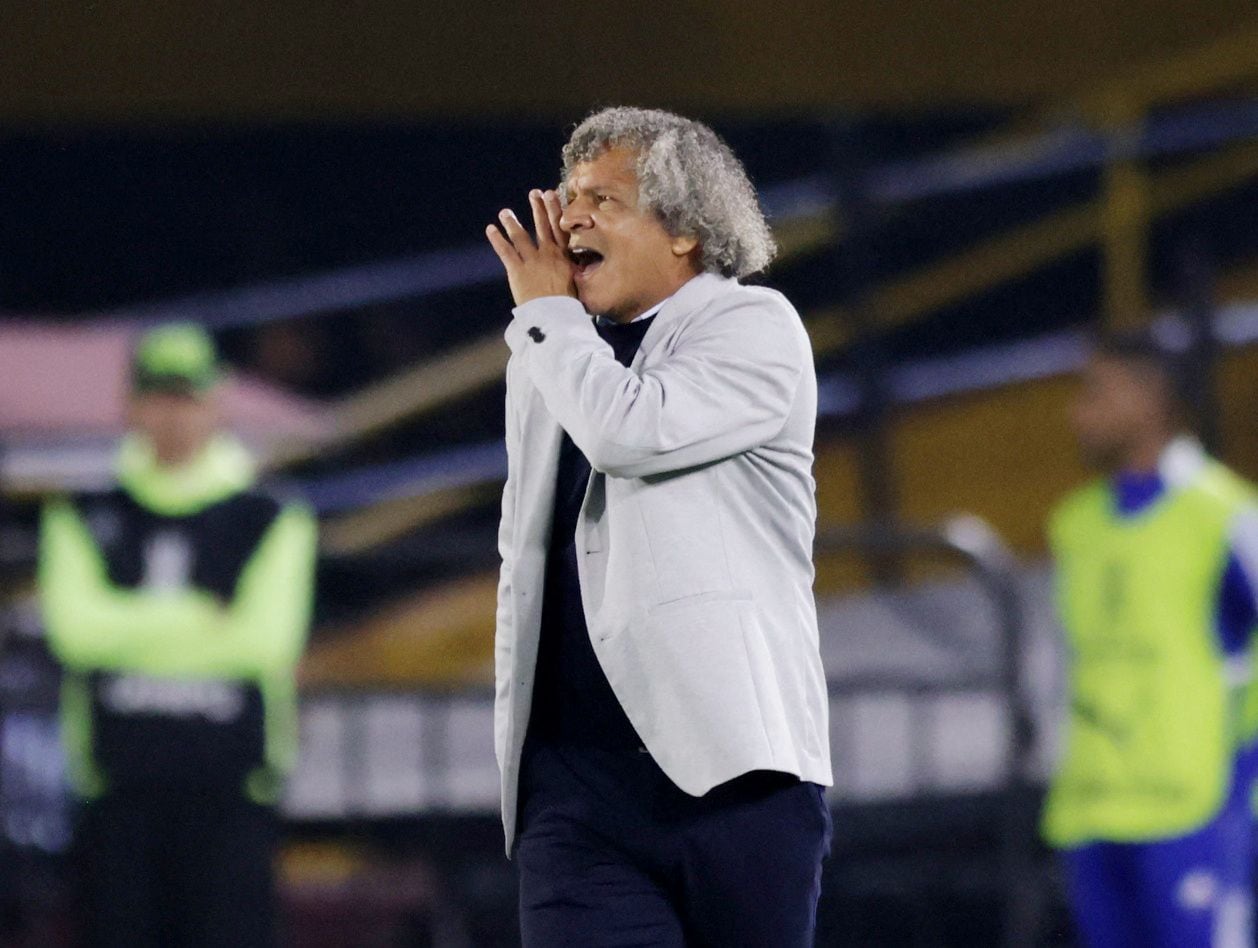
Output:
top-left (815, 517), bottom-right (1039, 948)
top-left (285, 513), bottom-right (1042, 944)
top-left (0, 513), bottom-right (1044, 942)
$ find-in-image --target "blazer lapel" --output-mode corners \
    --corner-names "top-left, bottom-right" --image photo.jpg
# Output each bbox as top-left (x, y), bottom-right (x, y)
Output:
top-left (631, 272), bottom-right (732, 371)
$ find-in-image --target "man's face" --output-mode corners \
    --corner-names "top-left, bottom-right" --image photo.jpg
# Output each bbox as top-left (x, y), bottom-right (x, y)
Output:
top-left (560, 146), bottom-right (698, 322)
top-left (1071, 355), bottom-right (1168, 471)
top-left (129, 389), bottom-right (218, 467)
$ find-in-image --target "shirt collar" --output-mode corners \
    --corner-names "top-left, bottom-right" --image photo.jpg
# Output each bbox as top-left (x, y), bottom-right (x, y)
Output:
top-left (595, 286), bottom-right (683, 327)
top-left (631, 298), bottom-right (668, 323)
top-left (1111, 435), bottom-right (1205, 517)
top-left (115, 432), bottom-right (256, 516)
top-left (1158, 435), bottom-right (1207, 490)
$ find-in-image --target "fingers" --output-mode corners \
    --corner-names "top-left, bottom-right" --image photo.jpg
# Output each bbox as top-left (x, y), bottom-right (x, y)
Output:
top-left (485, 223), bottom-right (521, 267)
top-left (487, 190), bottom-right (566, 278)
top-left (543, 190), bottom-right (564, 241)
top-left (497, 208), bottom-right (535, 255)
top-left (529, 190), bottom-right (555, 246)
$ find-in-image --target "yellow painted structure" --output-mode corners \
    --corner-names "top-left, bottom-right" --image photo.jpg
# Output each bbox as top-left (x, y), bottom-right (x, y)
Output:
top-left (300, 342), bottom-right (1258, 689)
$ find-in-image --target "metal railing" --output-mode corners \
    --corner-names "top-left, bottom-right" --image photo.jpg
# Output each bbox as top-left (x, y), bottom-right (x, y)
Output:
top-left (815, 517), bottom-right (1039, 948)
top-left (286, 513), bottom-right (1042, 944)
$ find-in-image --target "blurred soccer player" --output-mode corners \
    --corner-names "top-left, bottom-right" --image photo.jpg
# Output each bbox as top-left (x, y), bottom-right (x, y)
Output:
top-left (1044, 333), bottom-right (1258, 947)
top-left (486, 107), bottom-right (833, 945)
top-left (38, 324), bottom-right (317, 947)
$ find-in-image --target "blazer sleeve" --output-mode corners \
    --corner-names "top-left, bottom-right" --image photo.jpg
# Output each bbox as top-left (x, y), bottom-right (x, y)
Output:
top-left (507, 291), bottom-right (806, 479)
top-left (493, 361), bottom-right (521, 766)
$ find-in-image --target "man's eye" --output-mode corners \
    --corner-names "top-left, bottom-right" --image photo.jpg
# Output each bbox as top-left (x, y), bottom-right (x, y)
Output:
top-left (596, 194), bottom-right (613, 204)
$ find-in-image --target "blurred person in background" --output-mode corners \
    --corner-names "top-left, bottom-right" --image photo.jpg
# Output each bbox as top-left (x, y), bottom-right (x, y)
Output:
top-left (486, 107), bottom-right (832, 946)
top-left (1043, 333), bottom-right (1258, 947)
top-left (38, 324), bottom-right (317, 947)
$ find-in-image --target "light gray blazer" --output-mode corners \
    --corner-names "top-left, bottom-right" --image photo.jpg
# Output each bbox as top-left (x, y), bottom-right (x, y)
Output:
top-left (495, 272), bottom-right (832, 852)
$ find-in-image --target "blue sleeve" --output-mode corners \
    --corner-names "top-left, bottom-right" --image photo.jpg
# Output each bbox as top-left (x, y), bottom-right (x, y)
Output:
top-left (1217, 552), bottom-right (1258, 658)
top-left (1219, 507), bottom-right (1258, 657)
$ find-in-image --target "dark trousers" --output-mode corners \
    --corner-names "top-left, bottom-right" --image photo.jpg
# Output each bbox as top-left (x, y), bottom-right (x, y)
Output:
top-left (516, 742), bottom-right (832, 947)
top-left (75, 789), bottom-right (278, 948)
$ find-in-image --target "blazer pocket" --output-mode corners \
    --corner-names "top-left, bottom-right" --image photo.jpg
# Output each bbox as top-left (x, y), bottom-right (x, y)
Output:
top-left (624, 596), bottom-right (774, 765)
top-left (645, 588), bottom-right (753, 616)
top-left (636, 472), bottom-right (730, 605)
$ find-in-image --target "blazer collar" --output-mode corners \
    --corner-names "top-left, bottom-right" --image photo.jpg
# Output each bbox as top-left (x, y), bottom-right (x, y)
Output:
top-left (632, 272), bottom-right (736, 369)
top-left (503, 272), bottom-right (737, 370)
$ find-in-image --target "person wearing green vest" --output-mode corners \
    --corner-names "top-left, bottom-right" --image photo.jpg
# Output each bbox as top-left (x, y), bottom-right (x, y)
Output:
top-left (1044, 332), bottom-right (1258, 948)
top-left (38, 323), bottom-right (317, 947)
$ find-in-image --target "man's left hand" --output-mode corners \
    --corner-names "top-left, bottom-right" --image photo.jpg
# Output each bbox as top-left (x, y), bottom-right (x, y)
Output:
top-left (486, 189), bottom-right (576, 307)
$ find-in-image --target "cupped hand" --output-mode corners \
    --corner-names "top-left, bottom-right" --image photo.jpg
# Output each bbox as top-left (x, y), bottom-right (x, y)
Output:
top-left (485, 189), bottom-right (577, 306)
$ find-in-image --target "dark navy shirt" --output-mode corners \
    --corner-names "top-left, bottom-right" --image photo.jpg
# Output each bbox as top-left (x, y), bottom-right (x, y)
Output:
top-left (528, 315), bottom-right (656, 750)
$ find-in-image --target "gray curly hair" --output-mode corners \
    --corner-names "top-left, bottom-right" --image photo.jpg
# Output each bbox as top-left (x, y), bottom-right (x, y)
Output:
top-left (561, 107), bottom-right (777, 279)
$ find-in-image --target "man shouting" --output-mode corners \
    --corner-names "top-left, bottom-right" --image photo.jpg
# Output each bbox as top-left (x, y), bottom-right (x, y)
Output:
top-left (487, 107), bottom-right (832, 947)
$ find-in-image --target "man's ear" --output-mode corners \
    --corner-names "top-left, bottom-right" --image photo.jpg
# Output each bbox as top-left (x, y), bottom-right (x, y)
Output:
top-left (671, 234), bottom-right (699, 258)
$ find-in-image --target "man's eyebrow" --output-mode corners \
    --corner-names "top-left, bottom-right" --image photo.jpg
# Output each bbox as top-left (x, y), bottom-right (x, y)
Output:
top-left (567, 175), bottom-right (621, 196)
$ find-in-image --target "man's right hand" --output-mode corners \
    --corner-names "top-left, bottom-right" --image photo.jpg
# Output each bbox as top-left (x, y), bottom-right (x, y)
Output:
top-left (485, 189), bottom-right (577, 307)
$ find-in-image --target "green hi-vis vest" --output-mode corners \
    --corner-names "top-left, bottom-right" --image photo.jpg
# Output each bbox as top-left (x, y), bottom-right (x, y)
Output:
top-left (1042, 460), bottom-right (1256, 847)
top-left (38, 435), bottom-right (317, 804)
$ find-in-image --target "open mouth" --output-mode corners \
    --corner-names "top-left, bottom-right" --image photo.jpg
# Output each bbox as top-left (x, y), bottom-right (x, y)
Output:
top-left (568, 246), bottom-right (605, 280)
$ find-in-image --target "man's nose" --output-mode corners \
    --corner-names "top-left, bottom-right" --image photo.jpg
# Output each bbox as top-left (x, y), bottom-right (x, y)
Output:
top-left (559, 202), bottom-right (590, 232)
